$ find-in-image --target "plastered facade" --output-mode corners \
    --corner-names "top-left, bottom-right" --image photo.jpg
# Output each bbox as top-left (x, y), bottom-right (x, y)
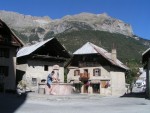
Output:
top-left (17, 60), bottom-right (64, 91)
top-left (67, 66), bottom-right (126, 96)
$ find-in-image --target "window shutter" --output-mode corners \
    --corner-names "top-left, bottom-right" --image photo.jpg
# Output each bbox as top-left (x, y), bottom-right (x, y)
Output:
top-left (93, 69), bottom-right (95, 76)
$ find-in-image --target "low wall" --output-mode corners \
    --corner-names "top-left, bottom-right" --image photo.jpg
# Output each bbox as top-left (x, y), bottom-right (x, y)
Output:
top-left (39, 83), bottom-right (73, 95)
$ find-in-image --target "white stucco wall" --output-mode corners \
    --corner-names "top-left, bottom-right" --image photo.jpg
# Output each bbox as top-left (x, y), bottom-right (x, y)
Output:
top-left (110, 71), bottom-right (126, 96)
top-left (25, 60), bottom-right (64, 84)
top-left (67, 66), bottom-right (126, 96)
top-left (17, 64), bottom-right (27, 72)
top-left (67, 67), bottom-right (80, 82)
top-left (16, 59), bottom-right (65, 91)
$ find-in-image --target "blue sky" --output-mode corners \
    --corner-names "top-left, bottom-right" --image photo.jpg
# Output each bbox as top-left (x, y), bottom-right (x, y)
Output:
top-left (0, 0), bottom-right (149, 39)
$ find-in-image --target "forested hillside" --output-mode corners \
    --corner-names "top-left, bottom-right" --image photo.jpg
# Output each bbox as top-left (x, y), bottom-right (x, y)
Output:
top-left (54, 30), bottom-right (146, 62)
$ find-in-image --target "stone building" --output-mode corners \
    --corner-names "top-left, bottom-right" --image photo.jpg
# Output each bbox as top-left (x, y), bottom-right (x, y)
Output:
top-left (16, 38), bottom-right (70, 91)
top-left (67, 42), bottom-right (129, 96)
top-left (0, 19), bottom-right (23, 91)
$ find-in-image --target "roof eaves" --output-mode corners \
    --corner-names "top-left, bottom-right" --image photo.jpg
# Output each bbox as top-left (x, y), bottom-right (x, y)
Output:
top-left (93, 45), bottom-right (129, 70)
top-left (17, 38), bottom-right (54, 57)
top-left (11, 30), bottom-right (24, 47)
top-left (142, 48), bottom-right (150, 56)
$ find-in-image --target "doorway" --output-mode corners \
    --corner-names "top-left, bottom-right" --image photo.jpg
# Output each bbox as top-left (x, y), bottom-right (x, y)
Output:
top-left (83, 81), bottom-right (89, 93)
top-left (92, 83), bottom-right (100, 93)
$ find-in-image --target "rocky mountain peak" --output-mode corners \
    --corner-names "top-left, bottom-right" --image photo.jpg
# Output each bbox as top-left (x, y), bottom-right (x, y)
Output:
top-left (62, 12), bottom-right (110, 22)
top-left (0, 10), bottom-right (52, 30)
top-left (0, 10), bottom-right (134, 42)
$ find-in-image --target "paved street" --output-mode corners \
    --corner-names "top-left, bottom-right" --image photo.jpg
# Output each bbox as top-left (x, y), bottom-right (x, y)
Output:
top-left (0, 93), bottom-right (150, 113)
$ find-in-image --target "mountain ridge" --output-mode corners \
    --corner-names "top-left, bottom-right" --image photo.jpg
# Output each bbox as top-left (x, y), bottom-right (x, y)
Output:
top-left (0, 10), bottom-right (134, 40)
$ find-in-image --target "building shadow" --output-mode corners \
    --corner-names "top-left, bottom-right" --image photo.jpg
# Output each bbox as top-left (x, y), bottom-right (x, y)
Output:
top-left (120, 92), bottom-right (146, 98)
top-left (0, 92), bottom-right (27, 113)
top-left (16, 69), bottom-right (25, 85)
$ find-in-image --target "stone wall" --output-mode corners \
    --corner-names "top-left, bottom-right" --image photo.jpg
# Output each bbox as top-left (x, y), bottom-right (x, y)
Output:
top-left (39, 83), bottom-right (73, 95)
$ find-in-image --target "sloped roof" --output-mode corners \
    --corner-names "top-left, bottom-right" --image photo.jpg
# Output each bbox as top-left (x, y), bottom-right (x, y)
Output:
top-left (0, 19), bottom-right (24, 47)
top-left (74, 42), bottom-right (98, 54)
top-left (73, 42), bottom-right (129, 70)
top-left (142, 48), bottom-right (150, 56)
top-left (17, 38), bottom-right (53, 57)
top-left (142, 48), bottom-right (150, 64)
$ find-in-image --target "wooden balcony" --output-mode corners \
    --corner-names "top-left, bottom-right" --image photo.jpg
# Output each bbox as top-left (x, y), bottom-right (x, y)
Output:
top-left (79, 73), bottom-right (90, 81)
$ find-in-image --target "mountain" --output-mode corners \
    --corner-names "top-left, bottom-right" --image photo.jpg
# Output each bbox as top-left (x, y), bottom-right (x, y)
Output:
top-left (1, 10), bottom-right (149, 52)
top-left (0, 10), bottom-right (51, 29)
top-left (0, 10), bottom-right (134, 43)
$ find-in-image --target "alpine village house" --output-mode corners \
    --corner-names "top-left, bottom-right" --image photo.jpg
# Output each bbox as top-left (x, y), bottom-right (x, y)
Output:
top-left (0, 19), bottom-right (23, 92)
top-left (16, 38), bottom-right (71, 92)
top-left (67, 42), bottom-right (129, 96)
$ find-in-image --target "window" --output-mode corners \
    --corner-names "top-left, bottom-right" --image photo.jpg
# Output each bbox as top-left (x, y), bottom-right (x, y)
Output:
top-left (44, 65), bottom-right (48, 71)
top-left (0, 48), bottom-right (9, 58)
top-left (74, 70), bottom-right (80, 76)
top-left (84, 69), bottom-right (88, 77)
top-left (84, 69), bottom-right (88, 75)
top-left (101, 80), bottom-right (110, 88)
top-left (32, 78), bottom-right (37, 86)
top-left (0, 66), bottom-right (9, 77)
top-left (93, 68), bottom-right (101, 76)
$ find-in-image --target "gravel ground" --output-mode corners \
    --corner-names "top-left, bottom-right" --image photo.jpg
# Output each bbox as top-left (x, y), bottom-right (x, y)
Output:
top-left (0, 92), bottom-right (150, 113)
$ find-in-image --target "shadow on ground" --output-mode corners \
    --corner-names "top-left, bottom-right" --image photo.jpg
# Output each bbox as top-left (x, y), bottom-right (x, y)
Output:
top-left (121, 92), bottom-right (146, 98)
top-left (0, 92), bottom-right (27, 113)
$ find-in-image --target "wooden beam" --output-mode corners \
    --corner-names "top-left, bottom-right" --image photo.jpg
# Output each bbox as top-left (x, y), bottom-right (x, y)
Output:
top-left (32, 54), bottom-right (67, 61)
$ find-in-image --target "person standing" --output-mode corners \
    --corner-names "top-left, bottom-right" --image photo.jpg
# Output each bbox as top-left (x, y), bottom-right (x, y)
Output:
top-left (47, 71), bottom-right (55, 94)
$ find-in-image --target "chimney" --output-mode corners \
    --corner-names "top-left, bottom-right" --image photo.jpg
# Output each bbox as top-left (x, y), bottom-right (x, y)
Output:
top-left (111, 44), bottom-right (117, 62)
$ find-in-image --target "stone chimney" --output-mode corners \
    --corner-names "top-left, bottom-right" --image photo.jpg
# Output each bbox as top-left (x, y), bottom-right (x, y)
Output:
top-left (111, 48), bottom-right (117, 62)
